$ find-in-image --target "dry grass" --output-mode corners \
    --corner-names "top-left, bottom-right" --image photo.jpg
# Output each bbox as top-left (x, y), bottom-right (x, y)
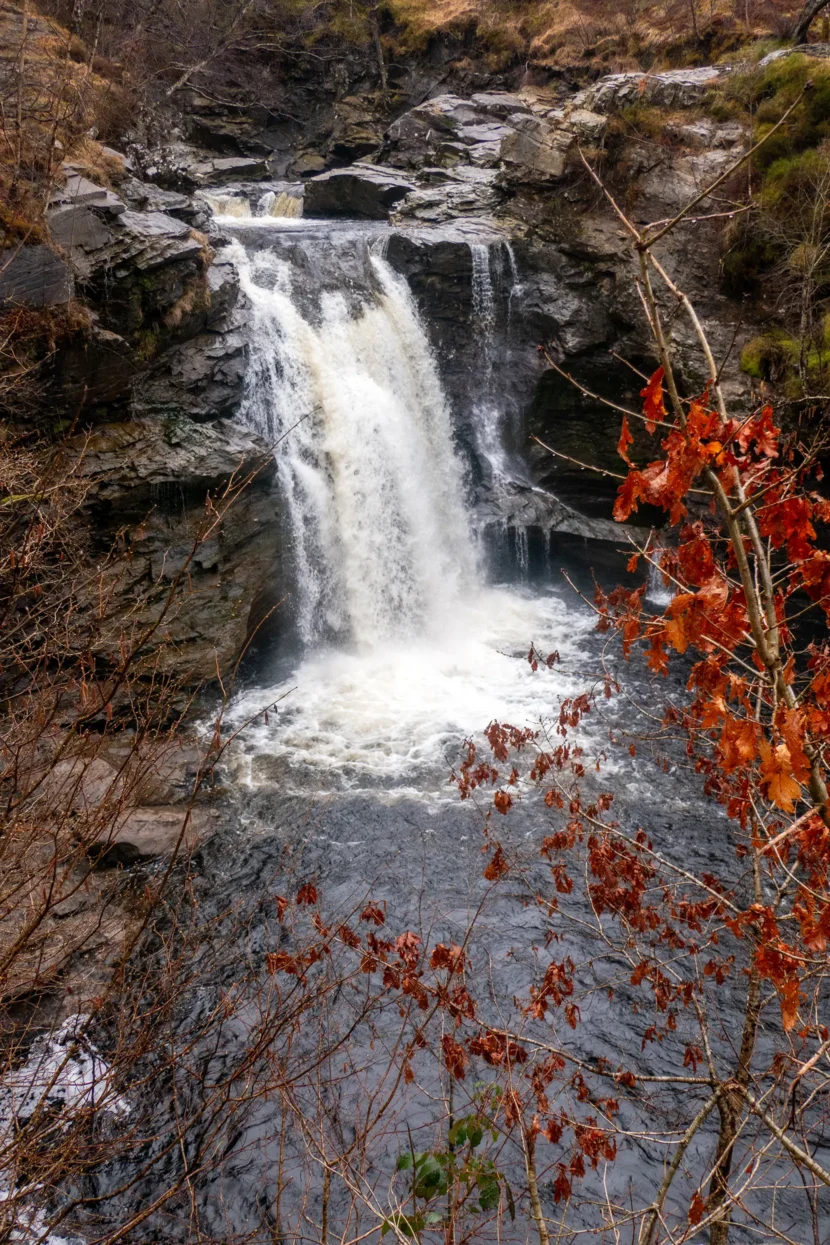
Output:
top-left (385, 0), bottom-right (802, 69)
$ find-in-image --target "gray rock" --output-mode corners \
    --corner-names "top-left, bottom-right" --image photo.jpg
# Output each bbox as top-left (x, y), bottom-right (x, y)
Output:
top-left (566, 108), bottom-right (608, 143)
top-left (394, 166), bottom-right (502, 222)
top-left (55, 325), bottom-right (135, 411)
top-left (143, 144), bottom-right (271, 192)
top-left (304, 164), bottom-right (416, 219)
top-left (290, 151), bottom-right (329, 178)
top-left (77, 416), bottom-right (273, 505)
top-left (47, 204), bottom-right (111, 279)
top-left (500, 115), bottom-right (574, 182)
top-left (576, 65), bottom-right (732, 114)
top-left (469, 92), bottom-right (532, 119)
top-left (759, 43), bottom-right (830, 67)
top-left (94, 806), bottom-right (214, 863)
top-left (51, 172), bottom-right (126, 216)
top-left (98, 210), bottom-right (204, 274)
top-left (119, 179), bottom-right (197, 221)
top-left (136, 318), bottom-right (246, 422)
top-left (74, 416), bottom-right (281, 682)
top-left (0, 244), bottom-right (74, 309)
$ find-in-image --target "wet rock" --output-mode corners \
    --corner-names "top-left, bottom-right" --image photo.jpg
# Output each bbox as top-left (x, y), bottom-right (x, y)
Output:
top-left (74, 416), bottom-right (281, 683)
top-left (54, 324), bottom-right (136, 412)
top-left (0, 244), bottom-right (74, 309)
top-left (476, 479), bottom-right (648, 544)
top-left (100, 210), bottom-right (204, 273)
top-left (136, 317), bottom-right (246, 423)
top-left (304, 164), bottom-right (416, 219)
top-left (119, 179), bottom-right (199, 223)
top-left (394, 167), bottom-right (503, 222)
top-left (78, 416), bottom-right (274, 507)
top-left (142, 144), bottom-right (272, 192)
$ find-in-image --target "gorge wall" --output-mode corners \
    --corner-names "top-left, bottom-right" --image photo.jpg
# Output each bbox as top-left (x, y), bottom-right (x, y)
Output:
top-left (2, 23), bottom-right (771, 687)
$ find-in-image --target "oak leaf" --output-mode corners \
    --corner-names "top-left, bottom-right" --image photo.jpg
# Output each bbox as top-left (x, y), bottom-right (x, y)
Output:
top-left (617, 416), bottom-right (634, 465)
top-left (641, 367), bottom-right (665, 433)
top-left (759, 738), bottom-right (801, 813)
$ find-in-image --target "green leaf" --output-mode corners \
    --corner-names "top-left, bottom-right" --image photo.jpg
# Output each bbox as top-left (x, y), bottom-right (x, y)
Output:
top-left (448, 1122), bottom-right (467, 1147)
top-left (396, 1153), bottom-right (413, 1171)
top-left (468, 1124), bottom-right (483, 1149)
top-left (478, 1181), bottom-right (500, 1212)
top-left (424, 1212), bottom-right (443, 1225)
top-left (505, 1181), bottom-right (516, 1222)
top-left (383, 1213), bottom-right (424, 1237)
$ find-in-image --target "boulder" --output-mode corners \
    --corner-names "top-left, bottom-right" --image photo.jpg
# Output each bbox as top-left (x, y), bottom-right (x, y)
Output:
top-left (47, 204), bottom-right (112, 279)
top-left (119, 179), bottom-right (199, 223)
top-left (304, 164), bottom-right (416, 219)
top-left (384, 92), bottom-right (533, 169)
top-left (135, 317), bottom-right (247, 423)
top-left (102, 210), bottom-right (204, 273)
top-left (290, 151), bottom-right (329, 178)
top-left (0, 244), bottom-right (74, 309)
top-left (142, 145), bottom-right (272, 192)
top-left (77, 416), bottom-right (274, 507)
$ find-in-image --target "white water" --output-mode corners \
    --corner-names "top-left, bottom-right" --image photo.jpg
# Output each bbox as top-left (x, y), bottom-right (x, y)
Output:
top-left (226, 234), bottom-right (591, 793)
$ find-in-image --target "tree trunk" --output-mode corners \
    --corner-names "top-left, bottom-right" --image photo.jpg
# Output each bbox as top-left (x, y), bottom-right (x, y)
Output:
top-left (793, 0), bottom-right (830, 44)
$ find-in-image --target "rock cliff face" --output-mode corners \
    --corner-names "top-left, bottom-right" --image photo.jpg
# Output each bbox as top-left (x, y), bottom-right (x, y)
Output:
top-left (2, 62), bottom-right (758, 682)
top-left (3, 158), bottom-right (281, 688)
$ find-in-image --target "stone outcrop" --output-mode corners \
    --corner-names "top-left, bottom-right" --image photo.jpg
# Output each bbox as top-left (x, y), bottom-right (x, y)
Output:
top-left (21, 154), bottom-right (284, 688)
top-left (77, 417), bottom-right (281, 681)
top-left (573, 65), bottom-right (732, 113)
top-left (304, 164), bottom-right (416, 219)
top-left (0, 244), bottom-right (74, 310)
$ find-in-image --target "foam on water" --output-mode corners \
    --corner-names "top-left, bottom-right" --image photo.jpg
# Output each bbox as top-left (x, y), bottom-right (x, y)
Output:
top-left (222, 235), bottom-right (592, 794)
top-left (230, 587), bottom-right (590, 793)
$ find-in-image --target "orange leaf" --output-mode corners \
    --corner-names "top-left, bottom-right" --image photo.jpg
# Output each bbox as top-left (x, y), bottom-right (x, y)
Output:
top-left (776, 706), bottom-right (811, 783)
top-left (617, 415), bottom-right (634, 465)
top-left (779, 977), bottom-right (800, 1031)
top-left (689, 1191), bottom-right (706, 1226)
top-left (641, 367), bottom-right (665, 434)
top-left (759, 738), bottom-right (801, 813)
top-left (719, 716), bottom-right (760, 773)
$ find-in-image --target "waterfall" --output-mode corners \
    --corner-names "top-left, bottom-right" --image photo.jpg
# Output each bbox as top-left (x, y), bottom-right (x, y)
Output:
top-left (236, 241), bottom-right (478, 649)
top-left (258, 190), bottom-right (303, 218)
top-left (646, 550), bottom-right (675, 607)
top-left (468, 241), bottom-right (517, 483)
top-left (221, 225), bottom-right (587, 792)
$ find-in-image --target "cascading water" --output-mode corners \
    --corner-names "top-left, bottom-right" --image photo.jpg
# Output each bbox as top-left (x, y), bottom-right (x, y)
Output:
top-left (237, 243), bottom-right (477, 648)
top-left (469, 242), bottom-right (513, 483)
top-left (223, 225), bottom-right (589, 793)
